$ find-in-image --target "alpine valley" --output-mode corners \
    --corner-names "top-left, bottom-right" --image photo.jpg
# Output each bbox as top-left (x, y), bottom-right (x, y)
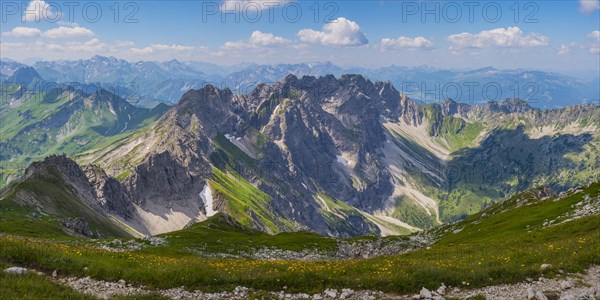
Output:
top-left (1, 65), bottom-right (599, 238)
top-left (1, 64), bottom-right (599, 300)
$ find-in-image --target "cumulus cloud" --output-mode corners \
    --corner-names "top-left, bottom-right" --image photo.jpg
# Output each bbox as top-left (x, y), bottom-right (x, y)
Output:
top-left (297, 17), bottom-right (368, 47)
top-left (579, 0), bottom-right (600, 14)
top-left (130, 44), bottom-right (195, 54)
top-left (554, 32), bottom-right (599, 55)
top-left (3, 25), bottom-right (95, 40)
top-left (60, 38), bottom-right (107, 52)
top-left (447, 27), bottom-right (549, 49)
top-left (2, 38), bottom-right (108, 57)
top-left (43, 26), bottom-right (94, 39)
top-left (22, 0), bottom-right (60, 22)
top-left (223, 31), bottom-right (291, 50)
top-left (380, 36), bottom-right (433, 50)
top-left (2, 27), bottom-right (42, 37)
top-left (249, 31), bottom-right (290, 46)
top-left (221, 0), bottom-right (293, 11)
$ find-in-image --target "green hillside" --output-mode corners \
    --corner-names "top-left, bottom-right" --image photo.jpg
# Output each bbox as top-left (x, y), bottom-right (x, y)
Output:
top-left (1, 182), bottom-right (597, 295)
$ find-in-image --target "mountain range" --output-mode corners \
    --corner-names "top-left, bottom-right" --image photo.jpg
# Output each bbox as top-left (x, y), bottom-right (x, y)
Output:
top-left (2, 57), bottom-right (598, 108)
top-left (1, 69), bottom-right (598, 237)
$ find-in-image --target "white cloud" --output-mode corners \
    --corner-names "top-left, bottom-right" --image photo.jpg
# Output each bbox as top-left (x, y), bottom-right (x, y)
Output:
top-left (579, 0), bottom-right (600, 14)
top-left (2, 27), bottom-right (42, 37)
top-left (297, 17), bottom-right (368, 47)
top-left (131, 44), bottom-right (195, 54)
top-left (380, 36), bottom-right (433, 50)
top-left (556, 44), bottom-right (570, 55)
top-left (43, 26), bottom-right (94, 39)
top-left (222, 41), bottom-right (247, 50)
top-left (22, 0), bottom-right (59, 22)
top-left (2, 38), bottom-right (108, 57)
top-left (0, 38), bottom-right (205, 61)
top-left (553, 32), bottom-right (599, 56)
top-left (589, 30), bottom-right (600, 54)
top-left (447, 27), bottom-right (549, 49)
top-left (62, 38), bottom-right (107, 53)
top-left (3, 26), bottom-right (94, 39)
top-left (222, 31), bottom-right (290, 50)
top-left (221, 0), bottom-right (293, 12)
top-left (249, 31), bottom-right (290, 46)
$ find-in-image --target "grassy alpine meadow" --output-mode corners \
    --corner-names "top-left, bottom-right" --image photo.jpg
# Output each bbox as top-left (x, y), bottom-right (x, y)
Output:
top-left (0, 183), bottom-right (599, 295)
top-left (0, 261), bottom-right (168, 300)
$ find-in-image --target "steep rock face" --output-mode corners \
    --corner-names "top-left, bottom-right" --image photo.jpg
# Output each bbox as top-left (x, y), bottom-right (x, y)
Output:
top-left (5, 155), bottom-right (132, 237)
top-left (7, 73), bottom-right (600, 238)
top-left (398, 96), bottom-right (424, 126)
top-left (8, 154), bottom-right (208, 237)
top-left (84, 165), bottom-right (134, 219)
top-left (126, 151), bottom-right (202, 208)
top-left (438, 99), bottom-right (471, 118)
top-left (90, 75), bottom-right (405, 236)
top-left (255, 75), bottom-right (395, 212)
top-left (482, 98), bottom-right (534, 114)
top-left (90, 74), bottom-right (599, 236)
top-left (174, 86), bottom-right (246, 137)
top-left (23, 155), bottom-right (99, 210)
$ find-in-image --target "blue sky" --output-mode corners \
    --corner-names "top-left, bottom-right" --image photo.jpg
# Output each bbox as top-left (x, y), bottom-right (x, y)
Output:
top-left (1, 0), bottom-right (599, 71)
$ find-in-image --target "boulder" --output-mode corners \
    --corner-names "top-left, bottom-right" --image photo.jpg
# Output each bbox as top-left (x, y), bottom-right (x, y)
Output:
top-left (4, 267), bottom-right (28, 275)
top-left (535, 291), bottom-right (548, 300)
top-left (420, 287), bottom-right (432, 299)
top-left (324, 289), bottom-right (337, 298)
top-left (436, 284), bottom-right (446, 295)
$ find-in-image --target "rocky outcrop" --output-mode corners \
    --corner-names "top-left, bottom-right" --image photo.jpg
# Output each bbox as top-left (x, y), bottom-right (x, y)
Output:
top-left (6, 73), bottom-right (600, 238)
top-left (84, 165), bottom-right (134, 219)
top-left (58, 217), bottom-right (93, 237)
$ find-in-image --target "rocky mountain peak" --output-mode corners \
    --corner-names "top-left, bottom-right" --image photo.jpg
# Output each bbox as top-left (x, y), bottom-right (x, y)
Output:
top-left (282, 73), bottom-right (299, 84)
top-left (439, 98), bottom-right (472, 117)
top-left (339, 74), bottom-right (372, 88)
top-left (179, 84), bottom-right (232, 105)
top-left (279, 74), bottom-right (325, 93)
top-left (485, 98), bottom-right (535, 114)
top-left (170, 84), bottom-right (243, 137)
top-left (7, 66), bottom-right (43, 85)
top-left (23, 155), bottom-right (91, 191)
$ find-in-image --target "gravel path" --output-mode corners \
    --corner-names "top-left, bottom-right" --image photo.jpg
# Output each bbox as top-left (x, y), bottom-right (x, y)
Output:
top-left (446, 265), bottom-right (600, 300)
top-left (5, 265), bottom-right (600, 299)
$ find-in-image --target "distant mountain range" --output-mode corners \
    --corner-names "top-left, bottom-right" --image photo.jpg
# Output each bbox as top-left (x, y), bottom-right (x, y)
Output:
top-left (2, 56), bottom-right (598, 108)
top-left (2, 71), bottom-right (598, 237)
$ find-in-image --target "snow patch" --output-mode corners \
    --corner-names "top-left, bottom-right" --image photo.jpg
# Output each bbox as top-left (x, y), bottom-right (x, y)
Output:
top-left (200, 184), bottom-right (217, 217)
top-left (108, 103), bottom-right (116, 115)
